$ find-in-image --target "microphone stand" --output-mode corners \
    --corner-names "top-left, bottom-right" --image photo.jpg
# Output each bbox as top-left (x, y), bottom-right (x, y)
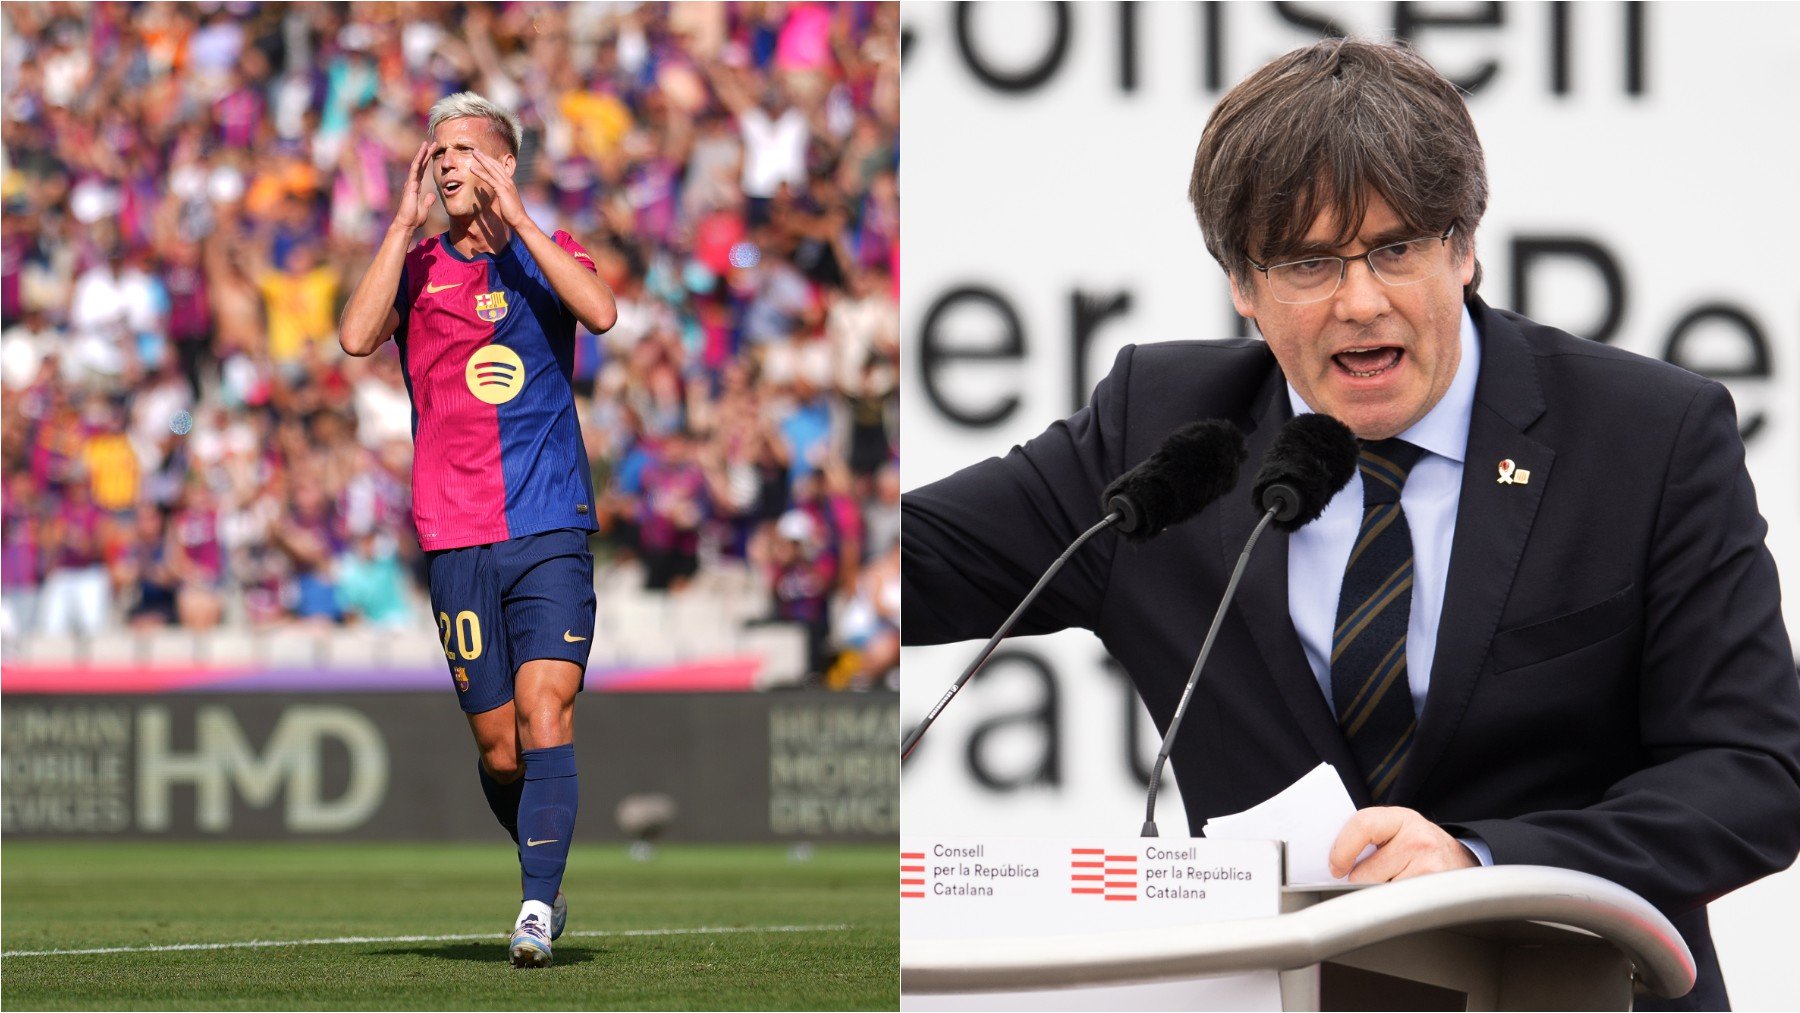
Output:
top-left (901, 510), bottom-right (1121, 761)
top-left (1142, 505), bottom-right (1278, 836)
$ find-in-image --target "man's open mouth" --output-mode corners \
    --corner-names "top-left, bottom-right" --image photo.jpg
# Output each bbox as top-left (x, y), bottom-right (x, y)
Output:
top-left (443, 181), bottom-right (464, 195)
top-left (1333, 346), bottom-right (1404, 378)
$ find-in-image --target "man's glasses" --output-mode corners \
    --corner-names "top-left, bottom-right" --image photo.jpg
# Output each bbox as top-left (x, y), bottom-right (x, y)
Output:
top-left (1246, 224), bottom-right (1457, 305)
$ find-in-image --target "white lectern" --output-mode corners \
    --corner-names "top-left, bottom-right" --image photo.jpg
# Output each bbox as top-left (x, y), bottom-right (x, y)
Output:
top-left (903, 846), bottom-right (1695, 1011)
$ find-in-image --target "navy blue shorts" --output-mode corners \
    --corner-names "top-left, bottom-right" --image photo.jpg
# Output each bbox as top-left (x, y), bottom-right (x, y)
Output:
top-left (425, 528), bottom-right (596, 714)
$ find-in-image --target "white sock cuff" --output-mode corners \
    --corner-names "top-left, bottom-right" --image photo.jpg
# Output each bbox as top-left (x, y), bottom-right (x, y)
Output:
top-left (517, 899), bottom-right (554, 928)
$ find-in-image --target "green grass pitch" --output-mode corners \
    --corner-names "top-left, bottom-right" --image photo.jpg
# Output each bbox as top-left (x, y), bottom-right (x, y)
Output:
top-left (1, 841), bottom-right (898, 1010)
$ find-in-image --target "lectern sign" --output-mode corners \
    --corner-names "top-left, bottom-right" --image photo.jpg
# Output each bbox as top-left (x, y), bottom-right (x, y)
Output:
top-left (902, 837), bottom-right (1281, 939)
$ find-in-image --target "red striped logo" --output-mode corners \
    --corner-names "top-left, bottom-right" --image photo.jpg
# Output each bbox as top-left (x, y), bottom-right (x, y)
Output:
top-left (1071, 847), bottom-right (1137, 901)
top-left (901, 852), bottom-right (925, 899)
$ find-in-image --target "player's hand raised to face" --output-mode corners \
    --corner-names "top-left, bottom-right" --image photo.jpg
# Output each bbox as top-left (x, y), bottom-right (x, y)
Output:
top-left (395, 139), bottom-right (437, 231)
top-left (466, 148), bottom-right (527, 229)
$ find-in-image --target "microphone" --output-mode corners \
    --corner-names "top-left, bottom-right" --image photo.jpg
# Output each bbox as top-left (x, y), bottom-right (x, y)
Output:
top-left (1141, 413), bottom-right (1358, 836)
top-left (1103, 420), bottom-right (1248, 541)
top-left (1251, 412), bottom-right (1359, 530)
top-left (902, 419), bottom-right (1247, 762)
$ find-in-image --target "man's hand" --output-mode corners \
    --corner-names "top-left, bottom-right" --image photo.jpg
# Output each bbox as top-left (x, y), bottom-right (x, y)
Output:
top-left (1328, 806), bottom-right (1478, 882)
top-left (394, 140), bottom-right (437, 232)
top-left (466, 148), bottom-right (527, 229)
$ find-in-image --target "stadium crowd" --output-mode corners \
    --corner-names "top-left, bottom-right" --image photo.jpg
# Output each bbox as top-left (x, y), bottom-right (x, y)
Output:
top-left (0, 2), bottom-right (900, 689)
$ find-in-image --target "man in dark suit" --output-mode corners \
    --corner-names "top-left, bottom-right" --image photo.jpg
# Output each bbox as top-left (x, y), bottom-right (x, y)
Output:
top-left (902, 39), bottom-right (1800, 1010)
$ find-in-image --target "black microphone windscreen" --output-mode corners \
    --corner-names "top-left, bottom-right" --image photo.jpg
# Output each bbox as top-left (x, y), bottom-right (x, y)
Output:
top-left (1252, 413), bottom-right (1359, 532)
top-left (1102, 419), bottom-right (1247, 543)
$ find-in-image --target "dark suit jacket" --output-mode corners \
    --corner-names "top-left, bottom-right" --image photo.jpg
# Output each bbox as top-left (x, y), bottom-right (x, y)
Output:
top-left (902, 298), bottom-right (1800, 1010)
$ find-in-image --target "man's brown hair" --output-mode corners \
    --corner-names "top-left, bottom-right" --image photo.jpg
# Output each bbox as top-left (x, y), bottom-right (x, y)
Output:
top-left (1189, 38), bottom-right (1487, 296)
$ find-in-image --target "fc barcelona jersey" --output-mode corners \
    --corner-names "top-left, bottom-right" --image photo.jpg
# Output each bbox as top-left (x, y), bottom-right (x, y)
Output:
top-left (392, 229), bottom-right (599, 551)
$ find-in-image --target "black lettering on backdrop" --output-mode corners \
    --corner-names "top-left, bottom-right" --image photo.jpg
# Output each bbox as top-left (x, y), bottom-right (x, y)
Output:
top-left (920, 285), bottom-right (1026, 428)
top-left (954, 1), bottom-right (1071, 93)
top-left (965, 650), bottom-right (1062, 791)
top-left (1510, 236), bottom-right (1627, 344)
top-left (902, 651), bottom-right (1160, 800)
top-left (919, 278), bottom-right (1778, 442)
top-left (1507, 240), bottom-right (1772, 442)
top-left (1395, 2), bottom-right (1503, 93)
top-left (1665, 304), bottom-right (1772, 441)
top-left (921, 1), bottom-right (1648, 98)
top-left (1625, 1), bottom-right (1646, 95)
top-left (1550, 3), bottom-right (1649, 96)
top-left (1549, 3), bottom-right (1572, 94)
top-left (1202, 3), bottom-right (1226, 92)
top-left (1118, 2), bottom-right (1139, 92)
top-left (1071, 290), bottom-right (1133, 411)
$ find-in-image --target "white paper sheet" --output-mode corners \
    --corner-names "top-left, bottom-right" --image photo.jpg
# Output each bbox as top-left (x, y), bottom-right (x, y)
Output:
top-left (1200, 762), bottom-right (1371, 886)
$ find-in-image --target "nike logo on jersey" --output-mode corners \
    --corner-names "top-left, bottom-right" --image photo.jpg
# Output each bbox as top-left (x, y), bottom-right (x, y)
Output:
top-left (526, 838), bottom-right (559, 847)
top-left (426, 281), bottom-right (461, 293)
top-left (564, 631), bottom-right (587, 642)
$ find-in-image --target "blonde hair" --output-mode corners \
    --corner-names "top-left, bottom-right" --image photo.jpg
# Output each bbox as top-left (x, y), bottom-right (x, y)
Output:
top-left (425, 92), bottom-right (522, 157)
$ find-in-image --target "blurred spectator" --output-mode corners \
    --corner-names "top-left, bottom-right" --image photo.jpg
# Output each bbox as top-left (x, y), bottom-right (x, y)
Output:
top-left (637, 430), bottom-right (710, 592)
top-left (751, 508), bottom-right (834, 681)
top-left (79, 394), bottom-right (138, 513)
top-left (275, 482), bottom-right (342, 627)
top-left (796, 464), bottom-right (864, 596)
top-left (36, 479), bottom-right (109, 635)
top-left (119, 503), bottom-right (179, 629)
top-left (712, 68), bottom-right (809, 229)
top-left (1, 471), bottom-right (41, 637)
top-left (1, 306), bottom-right (57, 392)
top-left (251, 239), bottom-right (338, 377)
top-left (161, 240), bottom-right (214, 400)
top-left (862, 462), bottom-right (899, 561)
top-left (67, 243), bottom-right (146, 386)
top-left (336, 532), bottom-right (412, 629)
top-left (2, 2), bottom-right (899, 689)
top-left (829, 541), bottom-right (898, 690)
top-left (167, 478), bottom-right (226, 628)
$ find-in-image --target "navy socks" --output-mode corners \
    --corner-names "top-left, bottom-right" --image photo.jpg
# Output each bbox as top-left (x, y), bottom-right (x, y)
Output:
top-left (478, 744), bottom-right (579, 904)
top-left (517, 743), bottom-right (579, 905)
top-left (477, 759), bottom-right (524, 843)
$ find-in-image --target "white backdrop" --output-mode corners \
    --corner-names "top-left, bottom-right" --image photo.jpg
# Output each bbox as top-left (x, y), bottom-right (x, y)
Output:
top-left (898, 2), bottom-right (1800, 1008)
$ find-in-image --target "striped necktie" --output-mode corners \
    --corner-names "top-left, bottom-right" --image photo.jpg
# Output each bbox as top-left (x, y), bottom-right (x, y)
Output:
top-left (1331, 438), bottom-right (1426, 802)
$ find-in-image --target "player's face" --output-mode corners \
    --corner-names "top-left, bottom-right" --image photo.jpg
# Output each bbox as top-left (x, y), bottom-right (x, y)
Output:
top-left (1229, 193), bottom-right (1475, 441)
top-left (431, 117), bottom-right (514, 219)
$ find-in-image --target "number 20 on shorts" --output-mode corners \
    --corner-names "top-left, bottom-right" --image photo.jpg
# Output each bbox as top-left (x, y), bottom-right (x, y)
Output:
top-left (438, 610), bottom-right (484, 660)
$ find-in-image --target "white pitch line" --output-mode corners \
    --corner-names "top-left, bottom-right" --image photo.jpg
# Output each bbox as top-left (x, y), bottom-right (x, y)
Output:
top-left (1, 923), bottom-right (851, 958)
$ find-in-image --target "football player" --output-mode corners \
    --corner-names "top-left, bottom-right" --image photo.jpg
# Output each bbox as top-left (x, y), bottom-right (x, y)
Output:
top-left (339, 92), bottom-right (617, 968)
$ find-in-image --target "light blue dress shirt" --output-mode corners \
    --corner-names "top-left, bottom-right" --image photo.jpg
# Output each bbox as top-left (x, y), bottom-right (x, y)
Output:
top-left (1283, 305), bottom-right (1494, 865)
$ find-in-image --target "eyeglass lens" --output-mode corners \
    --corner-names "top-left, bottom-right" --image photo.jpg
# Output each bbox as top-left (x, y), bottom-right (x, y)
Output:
top-left (1267, 236), bottom-right (1448, 304)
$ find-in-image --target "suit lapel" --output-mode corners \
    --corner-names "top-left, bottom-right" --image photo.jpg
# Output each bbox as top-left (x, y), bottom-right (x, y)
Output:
top-left (1394, 301), bottom-right (1552, 803)
top-left (1218, 369), bottom-right (1364, 787)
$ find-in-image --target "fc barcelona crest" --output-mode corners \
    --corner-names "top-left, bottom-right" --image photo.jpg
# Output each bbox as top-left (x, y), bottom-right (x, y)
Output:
top-left (474, 290), bottom-right (509, 322)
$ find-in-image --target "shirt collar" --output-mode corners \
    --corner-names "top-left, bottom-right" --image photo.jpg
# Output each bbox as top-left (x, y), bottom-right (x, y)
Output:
top-left (438, 230), bottom-right (518, 263)
top-left (1284, 303), bottom-right (1480, 464)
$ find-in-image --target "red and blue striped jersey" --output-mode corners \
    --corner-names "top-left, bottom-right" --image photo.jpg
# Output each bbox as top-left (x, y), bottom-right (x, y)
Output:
top-left (392, 229), bottom-right (599, 551)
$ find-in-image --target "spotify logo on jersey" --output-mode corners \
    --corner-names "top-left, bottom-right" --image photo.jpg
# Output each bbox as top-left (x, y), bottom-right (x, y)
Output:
top-left (466, 345), bottom-right (525, 405)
